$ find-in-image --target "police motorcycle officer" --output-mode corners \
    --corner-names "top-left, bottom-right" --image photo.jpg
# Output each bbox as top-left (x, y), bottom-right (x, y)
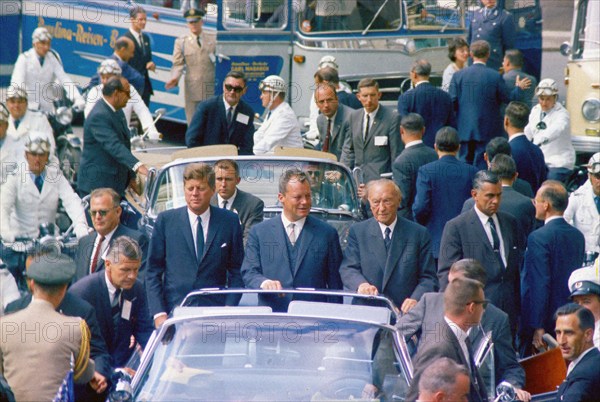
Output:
top-left (10, 27), bottom-right (86, 113)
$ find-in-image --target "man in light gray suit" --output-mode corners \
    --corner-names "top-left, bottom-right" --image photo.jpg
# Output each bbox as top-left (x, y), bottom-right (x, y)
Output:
top-left (315, 82), bottom-right (352, 160)
top-left (341, 78), bottom-right (402, 184)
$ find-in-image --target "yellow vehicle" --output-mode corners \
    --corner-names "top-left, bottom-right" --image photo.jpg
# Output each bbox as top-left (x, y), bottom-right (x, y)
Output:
top-left (561, 0), bottom-right (600, 155)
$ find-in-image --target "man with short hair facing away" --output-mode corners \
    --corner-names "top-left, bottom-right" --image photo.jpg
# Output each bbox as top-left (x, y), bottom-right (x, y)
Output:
top-left (483, 136), bottom-right (534, 197)
top-left (568, 264), bottom-right (600, 349)
top-left (241, 169), bottom-right (342, 312)
top-left (88, 37), bottom-right (145, 95)
top-left (407, 277), bottom-right (489, 402)
top-left (340, 179), bottom-right (437, 313)
top-left (253, 75), bottom-right (302, 154)
top-left (146, 163), bottom-right (244, 328)
top-left (397, 59), bottom-right (456, 148)
top-left (521, 180), bottom-right (585, 354)
top-left (314, 82), bottom-right (352, 160)
top-left (210, 159), bottom-right (264, 244)
top-left (185, 71), bottom-right (255, 154)
top-left (554, 303), bottom-right (600, 401)
top-left (392, 113), bottom-right (438, 220)
top-left (417, 358), bottom-right (470, 402)
top-left (502, 50), bottom-right (537, 106)
top-left (341, 78), bottom-right (402, 184)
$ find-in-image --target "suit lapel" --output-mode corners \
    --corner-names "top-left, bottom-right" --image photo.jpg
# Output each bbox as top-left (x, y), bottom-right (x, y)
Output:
top-left (201, 206), bottom-right (219, 263)
top-left (293, 217), bottom-right (314, 275)
top-left (179, 208), bottom-right (198, 264)
top-left (382, 221), bottom-right (408, 290)
top-left (368, 220), bottom-right (388, 274)
top-left (97, 274), bottom-right (116, 343)
top-left (468, 209), bottom-right (494, 254)
top-left (363, 109), bottom-right (380, 147)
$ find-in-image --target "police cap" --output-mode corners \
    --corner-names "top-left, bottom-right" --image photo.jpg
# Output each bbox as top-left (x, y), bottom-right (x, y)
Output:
top-left (26, 254), bottom-right (76, 285)
top-left (184, 8), bottom-right (205, 21)
top-left (569, 265), bottom-right (600, 297)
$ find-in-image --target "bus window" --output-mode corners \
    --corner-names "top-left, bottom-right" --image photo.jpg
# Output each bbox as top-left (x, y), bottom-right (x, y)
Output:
top-left (573, 0), bottom-right (600, 59)
top-left (223, 0), bottom-right (287, 29)
top-left (406, 0), bottom-right (465, 31)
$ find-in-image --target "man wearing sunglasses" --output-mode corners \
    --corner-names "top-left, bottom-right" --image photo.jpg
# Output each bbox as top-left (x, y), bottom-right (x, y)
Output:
top-left (185, 71), bottom-right (255, 155)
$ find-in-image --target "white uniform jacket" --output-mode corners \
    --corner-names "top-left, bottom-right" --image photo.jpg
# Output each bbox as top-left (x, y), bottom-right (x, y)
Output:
top-left (10, 48), bottom-right (85, 113)
top-left (253, 101), bottom-right (303, 154)
top-left (564, 180), bottom-right (600, 253)
top-left (525, 102), bottom-right (575, 170)
top-left (0, 164), bottom-right (88, 242)
top-left (0, 135), bottom-right (24, 185)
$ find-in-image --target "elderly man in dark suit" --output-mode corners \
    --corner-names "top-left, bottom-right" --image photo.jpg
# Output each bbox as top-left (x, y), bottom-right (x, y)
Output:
top-left (210, 159), bottom-right (263, 243)
top-left (392, 113), bottom-right (437, 219)
top-left (315, 82), bottom-right (352, 160)
top-left (241, 169), bottom-right (342, 311)
top-left (406, 277), bottom-right (489, 402)
top-left (69, 236), bottom-right (154, 371)
top-left (438, 170), bottom-right (523, 333)
top-left (185, 71), bottom-right (255, 154)
top-left (146, 163), bottom-right (244, 328)
top-left (554, 303), bottom-right (600, 402)
top-left (124, 6), bottom-right (154, 105)
top-left (340, 179), bottom-right (438, 313)
top-left (77, 77), bottom-right (148, 197)
top-left (449, 40), bottom-right (529, 170)
top-left (398, 259), bottom-right (529, 401)
top-left (340, 78), bottom-right (402, 184)
top-left (75, 188), bottom-right (148, 282)
top-left (413, 127), bottom-right (478, 262)
top-left (521, 181), bottom-right (585, 354)
top-left (397, 59), bottom-right (456, 148)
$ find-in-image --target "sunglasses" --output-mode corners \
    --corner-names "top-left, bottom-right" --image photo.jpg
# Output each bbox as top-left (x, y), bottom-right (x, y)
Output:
top-left (89, 207), bottom-right (116, 217)
top-left (224, 84), bottom-right (245, 93)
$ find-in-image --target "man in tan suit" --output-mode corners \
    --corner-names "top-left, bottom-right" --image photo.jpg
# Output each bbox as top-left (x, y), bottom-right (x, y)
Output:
top-left (166, 7), bottom-right (216, 124)
top-left (0, 255), bottom-right (95, 401)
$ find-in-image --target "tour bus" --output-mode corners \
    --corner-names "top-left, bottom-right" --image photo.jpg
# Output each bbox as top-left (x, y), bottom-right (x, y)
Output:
top-left (561, 0), bottom-right (600, 156)
top-left (1, 0), bottom-right (542, 126)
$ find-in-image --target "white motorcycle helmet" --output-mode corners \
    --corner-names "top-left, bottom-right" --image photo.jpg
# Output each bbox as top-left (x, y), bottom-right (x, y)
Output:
top-left (535, 78), bottom-right (559, 97)
top-left (32, 27), bottom-right (52, 43)
top-left (259, 75), bottom-right (287, 93)
top-left (97, 59), bottom-right (123, 76)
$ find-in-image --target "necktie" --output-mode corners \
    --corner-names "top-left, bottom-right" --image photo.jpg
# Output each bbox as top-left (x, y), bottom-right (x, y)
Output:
top-left (227, 107), bottom-right (234, 126)
top-left (197, 35), bottom-right (202, 48)
top-left (488, 217), bottom-right (504, 268)
top-left (541, 111), bottom-right (546, 120)
top-left (465, 337), bottom-right (486, 400)
top-left (288, 223), bottom-right (296, 246)
top-left (222, 200), bottom-right (228, 210)
top-left (138, 33), bottom-right (145, 56)
top-left (90, 235), bottom-right (105, 273)
top-left (34, 175), bottom-right (43, 193)
top-left (322, 118), bottom-right (332, 153)
top-left (14, 119), bottom-right (20, 129)
top-left (594, 196), bottom-right (600, 214)
top-left (111, 288), bottom-right (122, 329)
top-left (364, 113), bottom-right (370, 140)
top-left (266, 111), bottom-right (271, 121)
top-left (196, 216), bottom-right (204, 260)
top-left (384, 227), bottom-right (391, 253)
top-left (483, 8), bottom-right (489, 18)
top-left (38, 56), bottom-right (44, 66)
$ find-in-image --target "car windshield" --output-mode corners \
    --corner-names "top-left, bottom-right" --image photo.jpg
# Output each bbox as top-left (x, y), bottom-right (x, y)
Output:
top-left (150, 158), bottom-right (359, 216)
top-left (134, 315), bottom-right (410, 401)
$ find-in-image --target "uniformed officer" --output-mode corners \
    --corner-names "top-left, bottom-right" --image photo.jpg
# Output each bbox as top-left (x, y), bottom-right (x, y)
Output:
top-left (0, 255), bottom-right (95, 401)
top-left (0, 104), bottom-right (21, 185)
top-left (165, 8), bottom-right (216, 124)
top-left (467, 0), bottom-right (515, 72)
top-left (10, 27), bottom-right (86, 113)
top-left (569, 261), bottom-right (600, 349)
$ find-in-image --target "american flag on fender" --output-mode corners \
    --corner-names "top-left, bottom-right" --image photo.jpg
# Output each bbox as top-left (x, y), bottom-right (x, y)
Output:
top-left (52, 354), bottom-right (74, 402)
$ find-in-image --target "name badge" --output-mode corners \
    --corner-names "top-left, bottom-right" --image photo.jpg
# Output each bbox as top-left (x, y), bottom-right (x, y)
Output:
top-left (121, 299), bottom-right (132, 321)
top-left (236, 113), bottom-right (250, 125)
top-left (374, 136), bottom-right (388, 146)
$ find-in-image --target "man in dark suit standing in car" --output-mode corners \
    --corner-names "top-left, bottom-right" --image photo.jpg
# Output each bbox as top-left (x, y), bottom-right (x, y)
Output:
top-left (124, 6), bottom-right (154, 105)
top-left (185, 71), bottom-right (255, 154)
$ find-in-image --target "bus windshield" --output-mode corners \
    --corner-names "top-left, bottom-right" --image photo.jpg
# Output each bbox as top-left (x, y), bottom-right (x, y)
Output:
top-left (573, 0), bottom-right (600, 59)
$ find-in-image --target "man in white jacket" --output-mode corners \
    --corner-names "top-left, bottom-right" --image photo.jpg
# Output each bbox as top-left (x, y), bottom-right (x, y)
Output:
top-left (84, 59), bottom-right (161, 140)
top-left (10, 27), bottom-right (85, 113)
top-left (525, 78), bottom-right (575, 182)
top-left (253, 75), bottom-right (302, 154)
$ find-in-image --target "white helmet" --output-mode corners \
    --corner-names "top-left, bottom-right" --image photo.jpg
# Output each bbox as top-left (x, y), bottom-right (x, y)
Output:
top-left (25, 131), bottom-right (52, 155)
top-left (318, 55), bottom-right (339, 70)
top-left (535, 78), bottom-right (559, 96)
top-left (32, 27), bottom-right (52, 43)
top-left (97, 59), bottom-right (122, 76)
top-left (259, 75), bottom-right (286, 93)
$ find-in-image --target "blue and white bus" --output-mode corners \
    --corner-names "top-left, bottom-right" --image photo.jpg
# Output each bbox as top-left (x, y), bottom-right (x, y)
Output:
top-left (1, 0), bottom-right (542, 125)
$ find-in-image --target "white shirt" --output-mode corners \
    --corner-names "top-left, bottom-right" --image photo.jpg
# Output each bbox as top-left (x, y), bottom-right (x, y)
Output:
top-left (187, 207), bottom-right (210, 257)
top-left (129, 28), bottom-right (144, 47)
top-left (217, 190), bottom-right (237, 210)
top-left (223, 97), bottom-right (237, 118)
top-left (92, 225), bottom-right (118, 273)
top-left (474, 205), bottom-right (507, 267)
top-left (444, 316), bottom-right (472, 369)
top-left (567, 346), bottom-right (596, 376)
top-left (363, 106), bottom-right (379, 138)
top-left (281, 214), bottom-right (306, 243)
top-left (508, 132), bottom-right (527, 142)
top-left (404, 139), bottom-right (423, 149)
top-left (544, 215), bottom-right (563, 225)
top-left (377, 217), bottom-right (397, 240)
top-left (253, 101), bottom-right (302, 154)
top-left (104, 271), bottom-right (121, 307)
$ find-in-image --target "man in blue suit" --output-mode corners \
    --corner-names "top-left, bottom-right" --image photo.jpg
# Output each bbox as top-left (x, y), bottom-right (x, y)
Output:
top-left (449, 40), bottom-right (529, 170)
top-left (505, 101), bottom-right (547, 194)
top-left (146, 163), bottom-right (244, 327)
top-left (521, 180), bottom-right (585, 354)
top-left (69, 236), bottom-right (154, 371)
top-left (241, 169), bottom-right (342, 311)
top-left (397, 59), bottom-right (456, 148)
top-left (340, 179), bottom-right (438, 313)
top-left (413, 127), bottom-right (478, 261)
top-left (185, 71), bottom-right (255, 154)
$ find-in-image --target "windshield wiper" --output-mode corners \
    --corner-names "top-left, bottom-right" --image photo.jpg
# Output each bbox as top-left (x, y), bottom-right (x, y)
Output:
top-left (362, 0), bottom-right (391, 35)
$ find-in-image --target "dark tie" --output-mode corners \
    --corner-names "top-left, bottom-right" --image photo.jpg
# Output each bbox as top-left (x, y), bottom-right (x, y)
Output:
top-left (38, 56), bottom-right (44, 66)
top-left (14, 119), bottom-right (20, 129)
top-left (111, 288), bottom-right (122, 329)
top-left (196, 216), bottom-right (204, 260)
top-left (488, 217), bottom-right (504, 268)
top-left (222, 200), bottom-right (228, 210)
top-left (90, 235), bottom-right (105, 273)
top-left (34, 175), bottom-right (44, 193)
top-left (465, 337), bottom-right (486, 401)
top-left (384, 227), bottom-right (391, 253)
top-left (364, 113), bottom-right (370, 140)
top-left (138, 33), bottom-right (145, 56)
top-left (541, 111), bottom-right (546, 120)
top-left (595, 196), bottom-right (600, 214)
top-left (197, 35), bottom-right (202, 48)
top-left (322, 118), bottom-right (332, 153)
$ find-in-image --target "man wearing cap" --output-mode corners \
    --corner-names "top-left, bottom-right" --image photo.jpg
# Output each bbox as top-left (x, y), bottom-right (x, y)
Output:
top-left (569, 264), bottom-right (600, 349)
top-left (166, 8), bottom-right (216, 124)
top-left (253, 75), bottom-right (303, 154)
top-left (565, 152), bottom-right (600, 256)
top-left (10, 27), bottom-right (85, 113)
top-left (0, 255), bottom-right (95, 401)
top-left (525, 78), bottom-right (575, 182)
top-left (85, 59), bottom-right (160, 140)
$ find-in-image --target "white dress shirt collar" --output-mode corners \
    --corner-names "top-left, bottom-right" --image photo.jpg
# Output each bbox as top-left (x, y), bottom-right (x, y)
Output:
top-left (377, 217), bottom-right (398, 239)
top-left (405, 139), bottom-right (423, 149)
top-left (281, 214), bottom-right (306, 240)
top-left (129, 28), bottom-right (143, 45)
top-left (545, 215), bottom-right (563, 224)
top-left (217, 190), bottom-right (237, 210)
top-left (223, 97), bottom-right (237, 114)
top-left (508, 132), bottom-right (527, 142)
top-left (567, 346), bottom-right (595, 376)
top-left (104, 270), bottom-right (120, 305)
top-left (102, 96), bottom-right (117, 112)
top-left (187, 206), bottom-right (211, 246)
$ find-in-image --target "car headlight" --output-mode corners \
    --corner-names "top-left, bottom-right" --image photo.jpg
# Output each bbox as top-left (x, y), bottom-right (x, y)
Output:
top-left (581, 98), bottom-right (600, 122)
